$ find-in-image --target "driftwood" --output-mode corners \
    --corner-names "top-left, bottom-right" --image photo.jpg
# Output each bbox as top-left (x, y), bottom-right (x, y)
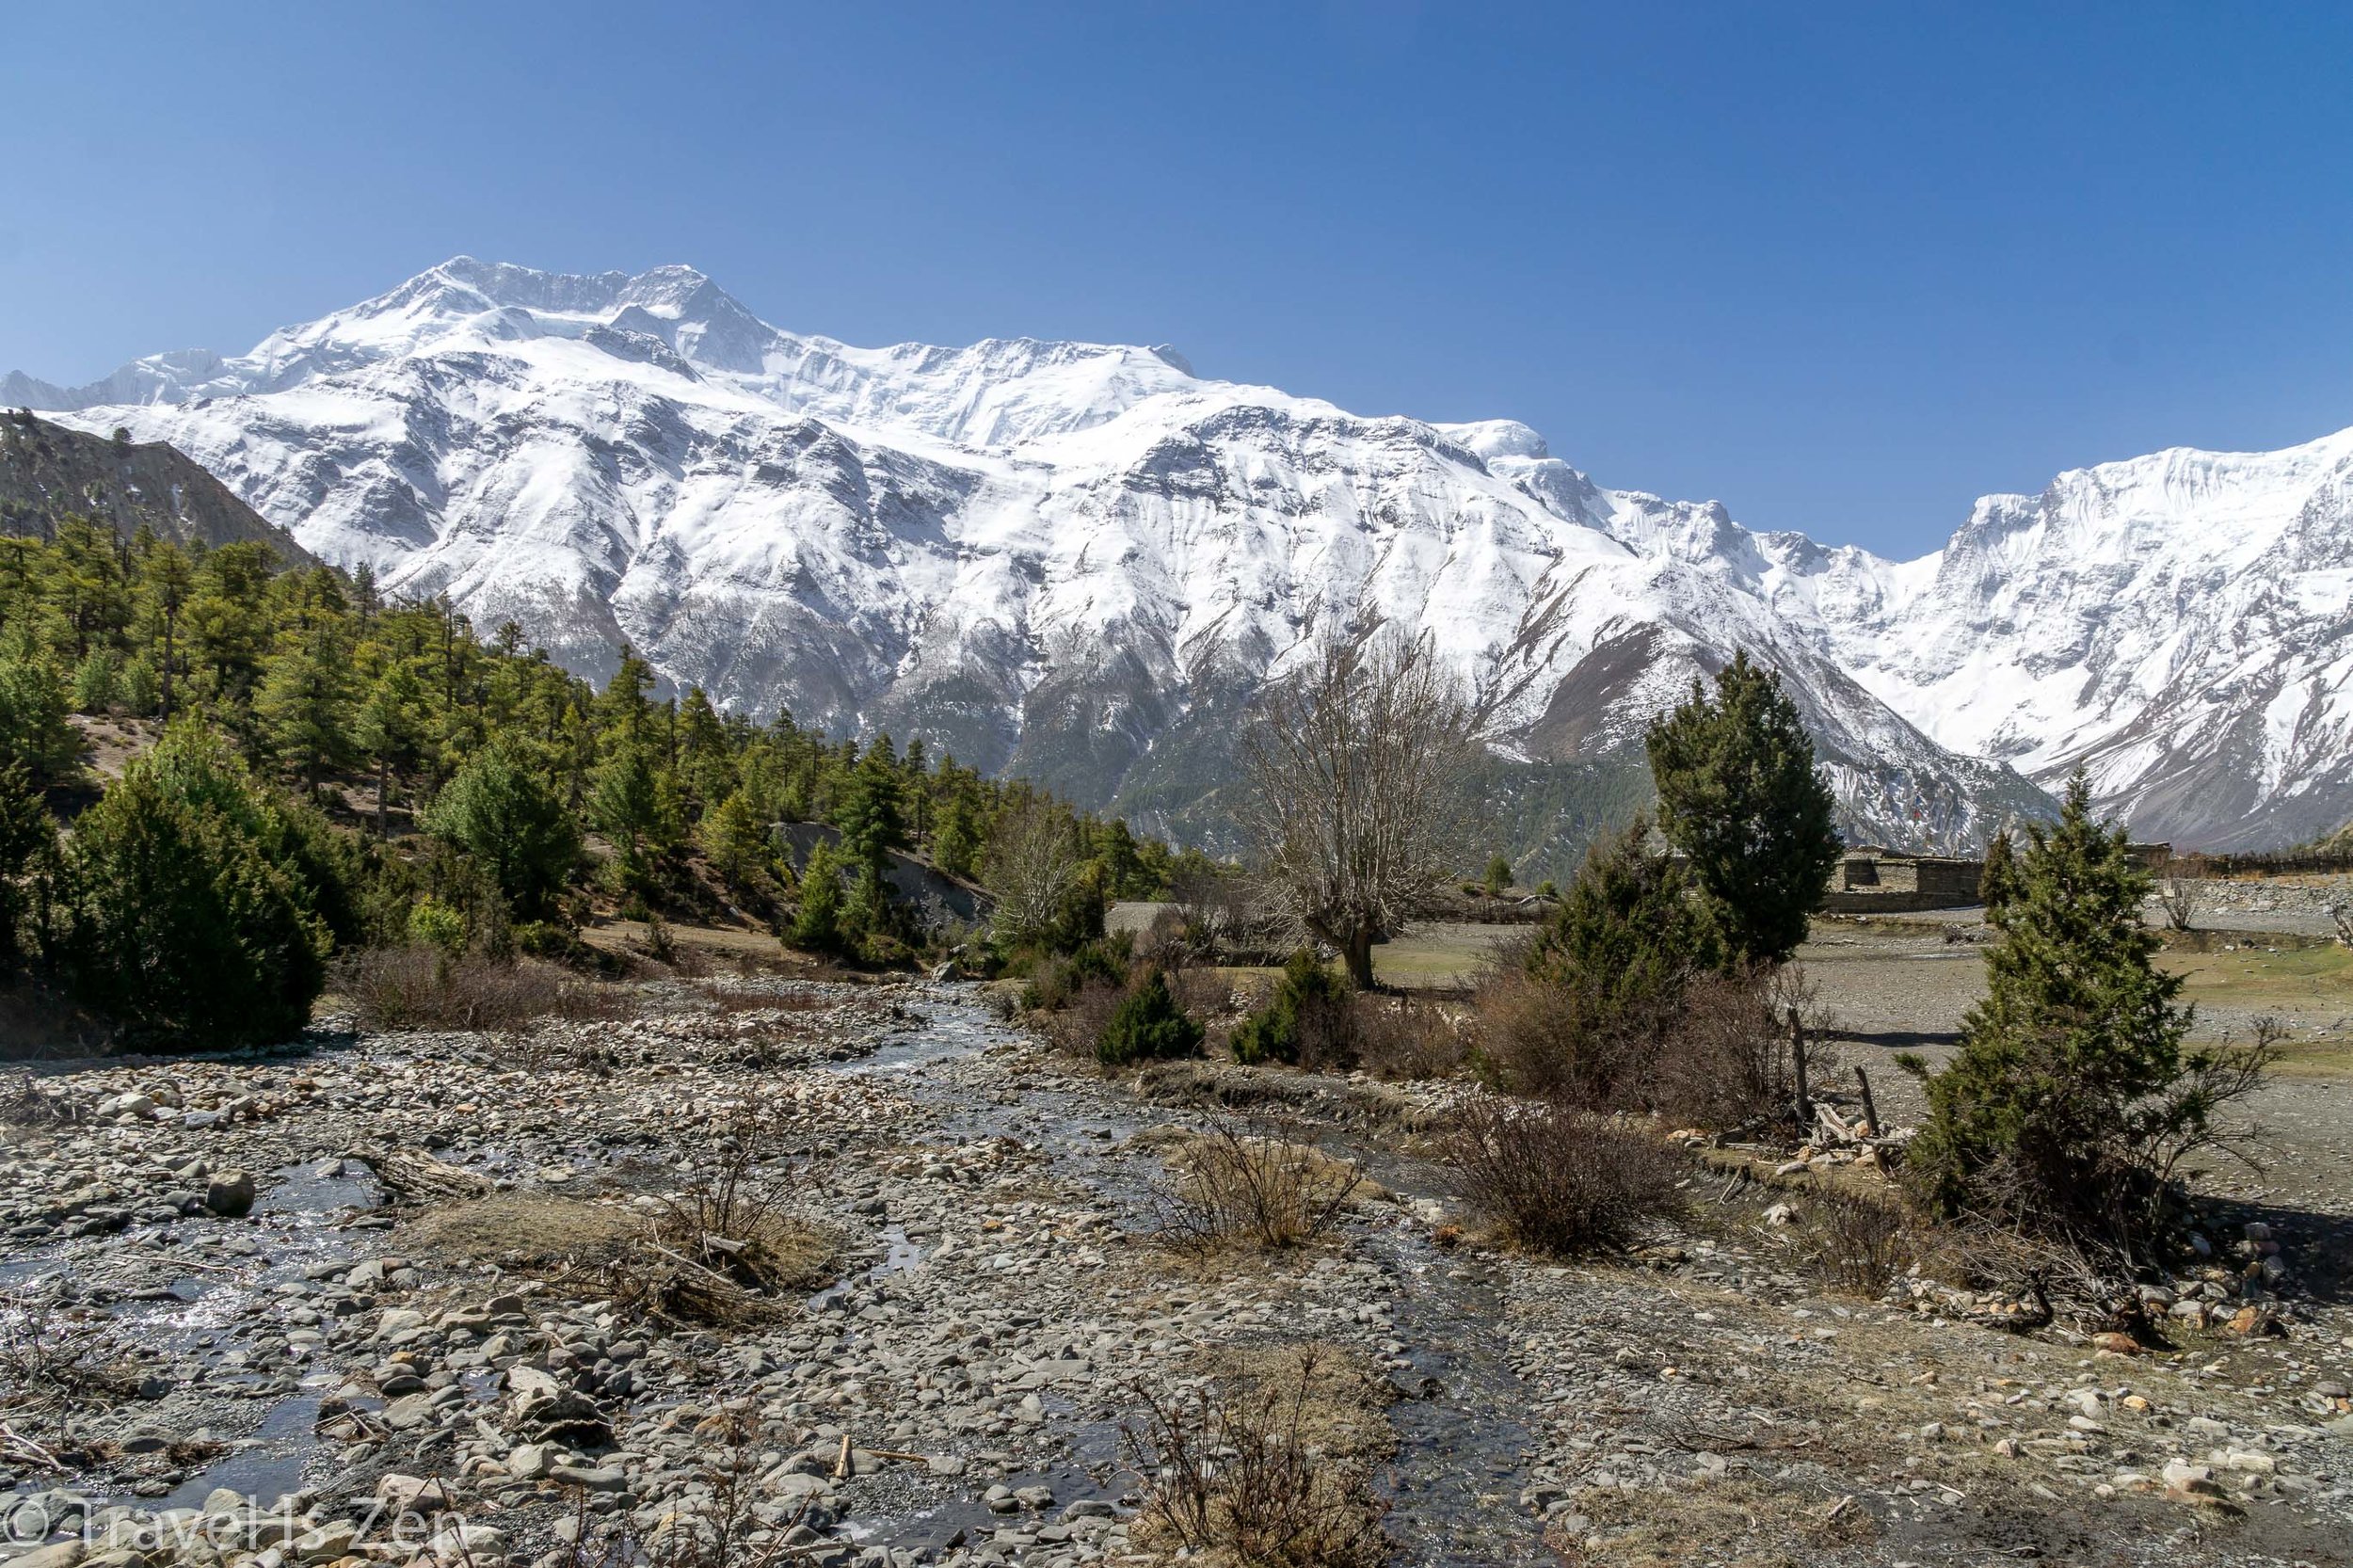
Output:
top-left (362, 1147), bottom-right (494, 1204)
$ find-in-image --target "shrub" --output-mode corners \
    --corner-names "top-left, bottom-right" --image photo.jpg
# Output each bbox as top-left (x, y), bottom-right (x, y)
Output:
top-left (1040, 976), bottom-right (1127, 1060)
top-left (1097, 968), bottom-right (1204, 1068)
top-left (70, 650), bottom-right (117, 715)
top-left (117, 655), bottom-right (159, 718)
top-left (1443, 1100), bottom-right (1689, 1255)
top-left (408, 897), bottom-right (467, 956)
top-left (59, 724), bottom-right (327, 1047)
top-left (1652, 966), bottom-right (1820, 1130)
top-left (1906, 775), bottom-right (2274, 1257)
top-left (337, 946), bottom-right (615, 1032)
top-left (1231, 948), bottom-right (1353, 1068)
top-left (1019, 936), bottom-right (1129, 1012)
top-left (1481, 820), bottom-right (1704, 1104)
top-left (1352, 994), bottom-right (1468, 1080)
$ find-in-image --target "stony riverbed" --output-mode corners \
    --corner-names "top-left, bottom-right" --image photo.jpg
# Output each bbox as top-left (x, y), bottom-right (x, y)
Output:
top-left (4, 978), bottom-right (2351, 1568)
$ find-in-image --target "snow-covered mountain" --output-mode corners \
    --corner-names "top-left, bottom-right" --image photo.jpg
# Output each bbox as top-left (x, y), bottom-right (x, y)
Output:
top-left (8, 255), bottom-right (2198, 860)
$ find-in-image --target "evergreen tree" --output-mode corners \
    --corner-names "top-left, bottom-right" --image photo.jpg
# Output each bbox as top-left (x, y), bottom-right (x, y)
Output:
top-left (1980, 828), bottom-right (2020, 916)
top-left (789, 840), bottom-right (846, 953)
top-left (1644, 650), bottom-right (1841, 967)
top-left (589, 742), bottom-right (682, 890)
top-left (1232, 947), bottom-right (1352, 1067)
top-left (356, 661), bottom-right (428, 834)
top-left (700, 787), bottom-right (775, 894)
top-left (0, 652), bottom-right (76, 784)
top-left (424, 744), bottom-right (581, 920)
top-left (0, 760), bottom-right (54, 968)
top-left (1906, 775), bottom-right (2250, 1253)
top-left (59, 722), bottom-right (328, 1047)
top-left (933, 792), bottom-right (982, 880)
top-left (833, 744), bottom-right (904, 872)
top-left (71, 648), bottom-right (118, 715)
top-left (256, 623), bottom-right (355, 788)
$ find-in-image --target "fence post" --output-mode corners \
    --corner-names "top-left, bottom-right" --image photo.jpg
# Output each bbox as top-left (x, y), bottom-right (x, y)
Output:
top-left (1791, 1011), bottom-right (1811, 1127)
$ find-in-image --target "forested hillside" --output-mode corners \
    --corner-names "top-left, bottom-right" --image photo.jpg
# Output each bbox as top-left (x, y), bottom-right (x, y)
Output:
top-left (0, 514), bottom-right (1182, 1046)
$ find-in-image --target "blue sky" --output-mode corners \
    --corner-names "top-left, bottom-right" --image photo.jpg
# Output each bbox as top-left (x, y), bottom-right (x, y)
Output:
top-left (5, 1), bottom-right (2348, 557)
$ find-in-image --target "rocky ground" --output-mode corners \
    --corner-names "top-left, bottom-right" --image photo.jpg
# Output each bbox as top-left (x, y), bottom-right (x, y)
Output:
top-left (2, 977), bottom-right (2350, 1568)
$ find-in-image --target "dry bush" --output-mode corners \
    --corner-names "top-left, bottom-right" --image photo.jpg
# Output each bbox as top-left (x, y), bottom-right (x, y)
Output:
top-left (338, 946), bottom-right (631, 1032)
top-left (1352, 995), bottom-right (1468, 1080)
top-left (1124, 1343), bottom-right (1388, 1568)
top-left (693, 981), bottom-right (833, 1016)
top-left (2155, 876), bottom-right (2199, 934)
top-left (1039, 975), bottom-right (1128, 1060)
top-left (1652, 967), bottom-right (1828, 1130)
top-left (1443, 1099), bottom-right (1689, 1255)
top-left (1801, 1192), bottom-right (1917, 1296)
top-left (1154, 1118), bottom-right (1364, 1256)
top-left (1169, 967), bottom-right (1238, 1022)
top-left (0, 1289), bottom-right (137, 1413)
top-left (552, 1410), bottom-right (806, 1568)
top-left (1473, 957), bottom-right (1665, 1107)
top-left (2, 1077), bottom-right (81, 1129)
top-left (616, 1108), bottom-right (833, 1327)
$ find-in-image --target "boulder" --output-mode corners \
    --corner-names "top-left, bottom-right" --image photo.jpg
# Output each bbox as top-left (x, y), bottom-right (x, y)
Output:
top-left (202, 1171), bottom-right (258, 1218)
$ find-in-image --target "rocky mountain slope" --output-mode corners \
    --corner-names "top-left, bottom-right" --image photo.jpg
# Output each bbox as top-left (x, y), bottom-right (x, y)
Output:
top-left (52, 256), bottom-right (2335, 856)
top-left (0, 410), bottom-right (317, 564)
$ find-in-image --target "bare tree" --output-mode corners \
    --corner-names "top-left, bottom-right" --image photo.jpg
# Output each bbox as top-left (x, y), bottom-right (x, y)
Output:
top-left (2155, 874), bottom-right (2199, 933)
top-left (983, 797), bottom-right (1084, 946)
top-left (1238, 631), bottom-right (1478, 988)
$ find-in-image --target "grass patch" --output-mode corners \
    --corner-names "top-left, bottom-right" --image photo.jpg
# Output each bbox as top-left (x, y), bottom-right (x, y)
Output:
top-left (402, 1192), bottom-right (646, 1272)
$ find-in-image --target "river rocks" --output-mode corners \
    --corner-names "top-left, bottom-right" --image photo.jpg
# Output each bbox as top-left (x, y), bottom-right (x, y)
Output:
top-left (8, 979), bottom-right (2352, 1568)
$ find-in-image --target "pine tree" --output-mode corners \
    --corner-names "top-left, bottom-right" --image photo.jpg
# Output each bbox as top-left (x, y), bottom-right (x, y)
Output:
top-left (589, 742), bottom-right (682, 890)
top-left (0, 760), bottom-right (55, 967)
top-left (1644, 650), bottom-right (1842, 967)
top-left (424, 744), bottom-right (582, 920)
top-left (1906, 774), bottom-right (2254, 1253)
top-left (0, 652), bottom-right (76, 785)
top-left (59, 722), bottom-right (329, 1047)
top-left (256, 623), bottom-right (355, 788)
top-left (1980, 829), bottom-right (2019, 916)
top-left (933, 792), bottom-right (982, 880)
top-left (789, 840), bottom-right (846, 953)
top-left (356, 661), bottom-right (428, 835)
top-left (834, 744), bottom-right (904, 873)
top-left (700, 787), bottom-right (775, 894)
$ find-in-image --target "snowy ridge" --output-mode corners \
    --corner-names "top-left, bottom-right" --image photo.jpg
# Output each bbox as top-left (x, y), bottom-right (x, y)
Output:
top-left (48, 255), bottom-right (2333, 852)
